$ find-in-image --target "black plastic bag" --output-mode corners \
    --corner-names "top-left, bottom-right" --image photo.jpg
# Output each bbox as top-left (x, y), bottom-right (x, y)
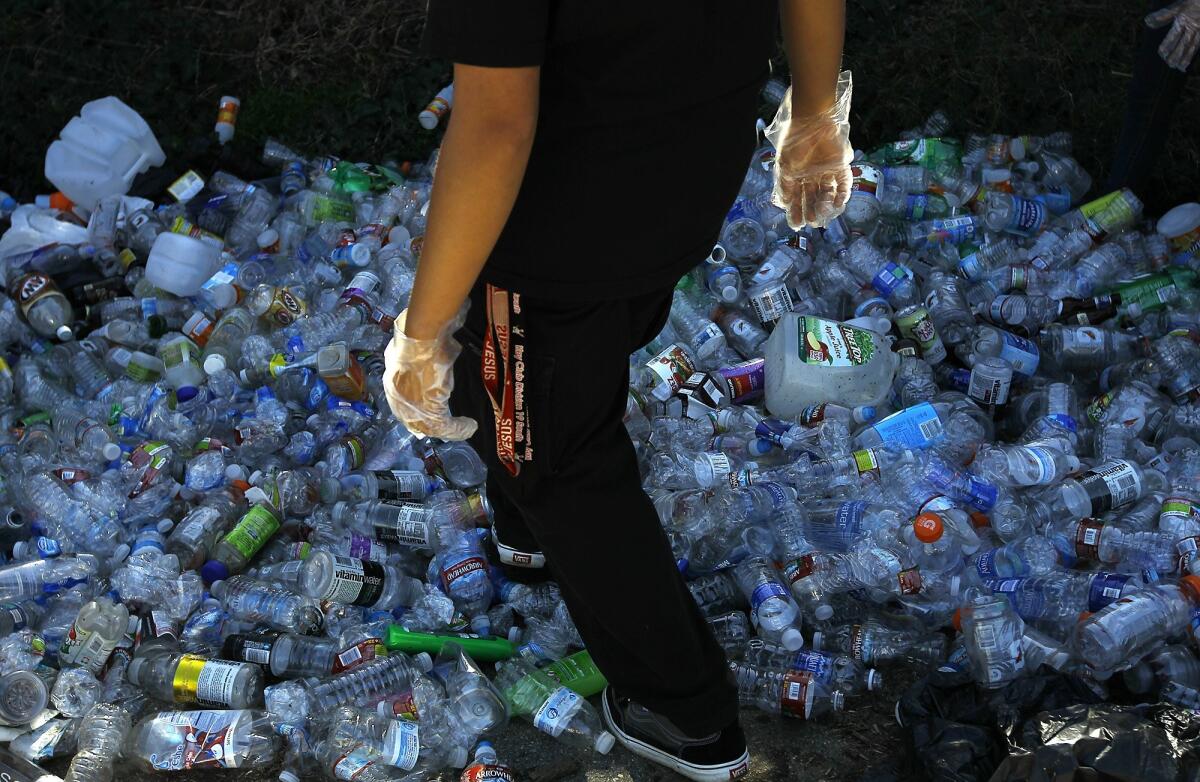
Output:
top-left (896, 667), bottom-right (1106, 782)
top-left (992, 702), bottom-right (1200, 782)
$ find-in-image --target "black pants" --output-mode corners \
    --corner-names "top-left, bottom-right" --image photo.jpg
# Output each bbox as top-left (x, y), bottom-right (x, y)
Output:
top-left (449, 280), bottom-right (738, 736)
top-left (1105, 2), bottom-right (1191, 207)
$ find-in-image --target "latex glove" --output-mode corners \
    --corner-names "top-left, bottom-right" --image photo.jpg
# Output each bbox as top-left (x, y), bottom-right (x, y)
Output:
top-left (383, 304), bottom-right (478, 441)
top-left (1147, 0), bottom-right (1200, 72)
top-left (766, 70), bottom-right (854, 230)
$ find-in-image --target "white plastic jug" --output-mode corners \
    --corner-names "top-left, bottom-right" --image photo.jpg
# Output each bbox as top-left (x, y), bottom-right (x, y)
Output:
top-left (44, 97), bottom-right (165, 210)
top-left (146, 233), bottom-right (222, 297)
top-left (763, 313), bottom-right (899, 417)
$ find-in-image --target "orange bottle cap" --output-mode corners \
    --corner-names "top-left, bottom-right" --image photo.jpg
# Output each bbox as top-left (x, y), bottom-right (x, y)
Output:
top-left (914, 512), bottom-right (944, 543)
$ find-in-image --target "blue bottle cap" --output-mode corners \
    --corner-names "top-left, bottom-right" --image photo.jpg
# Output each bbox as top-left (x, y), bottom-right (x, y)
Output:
top-left (201, 560), bottom-right (229, 585)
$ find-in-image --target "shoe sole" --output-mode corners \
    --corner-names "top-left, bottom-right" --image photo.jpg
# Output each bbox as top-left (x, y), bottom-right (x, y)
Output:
top-left (601, 688), bottom-right (750, 782)
top-left (491, 529), bottom-right (547, 569)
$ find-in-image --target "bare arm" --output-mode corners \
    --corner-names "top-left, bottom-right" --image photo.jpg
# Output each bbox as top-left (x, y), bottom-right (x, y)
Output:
top-left (780, 0), bottom-right (846, 116)
top-left (403, 63), bottom-right (540, 339)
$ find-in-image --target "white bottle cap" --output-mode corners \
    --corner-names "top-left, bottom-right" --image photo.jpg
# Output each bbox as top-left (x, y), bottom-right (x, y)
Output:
top-left (867, 669), bottom-right (883, 691)
top-left (721, 285), bottom-right (739, 302)
top-left (279, 772), bottom-right (300, 782)
top-left (413, 652), bottom-right (433, 672)
top-left (203, 354), bottom-right (227, 374)
top-left (595, 731), bottom-right (616, 754)
top-left (449, 746), bottom-right (469, 768)
top-left (155, 518), bottom-right (174, 534)
top-left (56, 325), bottom-right (73, 341)
top-left (781, 627), bottom-right (804, 651)
top-left (814, 604), bottom-right (834, 622)
top-left (225, 464), bottom-right (247, 481)
top-left (256, 229), bottom-right (279, 249)
top-left (101, 442), bottom-right (122, 461)
top-left (811, 630), bottom-right (824, 650)
top-left (112, 543), bottom-right (131, 563)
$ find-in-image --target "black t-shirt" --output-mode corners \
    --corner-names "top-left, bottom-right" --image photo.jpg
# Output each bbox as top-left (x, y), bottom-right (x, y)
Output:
top-left (421, 1), bottom-right (777, 300)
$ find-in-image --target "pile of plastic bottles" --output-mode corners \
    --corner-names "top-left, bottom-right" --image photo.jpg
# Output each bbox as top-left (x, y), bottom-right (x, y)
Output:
top-left (1, 88), bottom-right (1200, 781)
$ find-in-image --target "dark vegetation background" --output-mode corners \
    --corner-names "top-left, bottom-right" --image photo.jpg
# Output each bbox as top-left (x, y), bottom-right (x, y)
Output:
top-left (1, 0), bottom-right (1197, 211)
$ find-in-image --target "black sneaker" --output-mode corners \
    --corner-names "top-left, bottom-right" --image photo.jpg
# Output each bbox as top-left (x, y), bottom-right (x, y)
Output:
top-left (601, 686), bottom-right (750, 781)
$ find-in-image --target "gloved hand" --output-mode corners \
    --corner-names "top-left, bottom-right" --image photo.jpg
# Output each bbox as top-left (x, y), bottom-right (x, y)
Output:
top-left (1147, 0), bottom-right (1200, 72)
top-left (383, 304), bottom-right (478, 441)
top-left (766, 70), bottom-right (854, 230)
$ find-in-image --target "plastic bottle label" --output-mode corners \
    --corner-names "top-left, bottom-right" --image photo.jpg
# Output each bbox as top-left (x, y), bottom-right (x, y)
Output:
top-left (715, 359), bottom-right (766, 405)
top-left (172, 655), bottom-right (242, 706)
top-left (223, 505), bottom-right (281, 559)
top-left (149, 710), bottom-right (239, 770)
top-left (997, 331), bottom-right (1040, 376)
top-left (333, 746), bottom-right (377, 780)
top-left (226, 633), bottom-right (276, 665)
top-left (835, 501), bottom-right (868, 536)
top-left (871, 262), bottom-right (912, 298)
top-left (1078, 460), bottom-right (1141, 514)
top-left (868, 403), bottom-right (943, 448)
top-left (699, 452), bottom-right (733, 482)
top-left (347, 533), bottom-right (386, 562)
top-left (974, 550), bottom-right (1001, 579)
top-left (442, 556), bottom-right (487, 588)
top-left (798, 317), bottom-right (877, 366)
top-left (388, 720), bottom-right (421, 770)
top-left (323, 555), bottom-right (386, 607)
top-left (1073, 518), bottom-right (1105, 560)
top-left (1003, 195), bottom-right (1047, 236)
top-left (748, 282), bottom-right (794, 325)
top-left (373, 504), bottom-right (432, 547)
top-left (645, 344), bottom-right (696, 398)
top-left (1020, 446), bottom-right (1059, 484)
top-left (332, 637), bottom-right (384, 674)
top-left (1059, 326), bottom-right (1105, 356)
top-left (61, 624), bottom-right (119, 674)
top-left (926, 216), bottom-right (978, 245)
top-left (779, 670), bottom-right (816, 719)
top-left (463, 764), bottom-right (517, 782)
top-left (532, 687), bottom-right (583, 737)
top-left (370, 471), bottom-right (427, 501)
top-left (750, 580), bottom-right (788, 612)
top-left (790, 649), bottom-right (832, 680)
top-left (853, 449), bottom-right (881, 477)
top-left (897, 567), bottom-right (923, 595)
top-left (1087, 573), bottom-right (1132, 612)
top-left (967, 368), bottom-right (1011, 405)
top-left (11, 272), bottom-right (61, 319)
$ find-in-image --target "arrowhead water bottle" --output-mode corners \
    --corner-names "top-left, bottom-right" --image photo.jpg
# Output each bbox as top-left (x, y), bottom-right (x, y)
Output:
top-left (741, 639), bottom-right (882, 694)
top-left (1044, 517), bottom-right (1176, 572)
top-left (63, 702), bottom-right (132, 782)
top-left (264, 652), bottom-right (433, 727)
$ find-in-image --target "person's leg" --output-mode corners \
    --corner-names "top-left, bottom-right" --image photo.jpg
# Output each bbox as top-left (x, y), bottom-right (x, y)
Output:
top-left (449, 281), bottom-right (544, 571)
top-left (452, 281), bottom-right (738, 737)
top-left (1106, 2), bottom-right (1190, 202)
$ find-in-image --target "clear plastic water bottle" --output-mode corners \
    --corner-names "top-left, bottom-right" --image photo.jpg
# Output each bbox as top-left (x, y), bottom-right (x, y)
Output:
top-left (1076, 577), bottom-right (1200, 675)
top-left (732, 557), bottom-right (804, 650)
top-left (730, 660), bottom-right (845, 719)
top-left (264, 652), bottom-right (432, 727)
top-left (956, 594), bottom-right (1025, 688)
top-left (493, 657), bottom-right (615, 753)
top-left (211, 575), bottom-right (324, 635)
top-left (63, 702), bottom-right (132, 782)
